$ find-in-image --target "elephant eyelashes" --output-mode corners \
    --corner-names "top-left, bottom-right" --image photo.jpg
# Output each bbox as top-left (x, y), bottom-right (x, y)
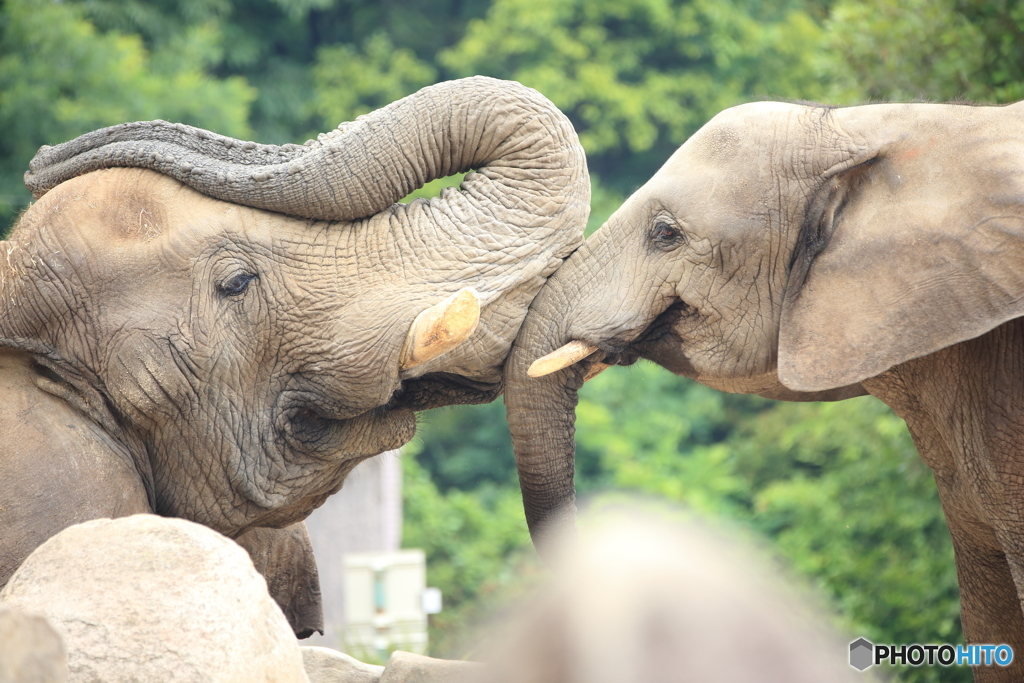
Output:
top-left (218, 272), bottom-right (257, 297)
top-left (651, 221), bottom-right (684, 250)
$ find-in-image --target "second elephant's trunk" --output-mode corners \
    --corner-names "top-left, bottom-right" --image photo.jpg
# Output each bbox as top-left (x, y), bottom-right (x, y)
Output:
top-left (503, 259), bottom-right (593, 557)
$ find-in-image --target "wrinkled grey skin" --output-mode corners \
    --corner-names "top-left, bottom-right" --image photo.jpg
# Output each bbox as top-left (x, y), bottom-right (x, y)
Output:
top-left (0, 77), bottom-right (588, 636)
top-left (505, 99), bottom-right (1024, 681)
top-left (235, 524), bottom-right (323, 638)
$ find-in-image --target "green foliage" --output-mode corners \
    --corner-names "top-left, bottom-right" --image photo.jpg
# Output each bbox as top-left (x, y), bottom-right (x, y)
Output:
top-left (413, 368), bottom-right (963, 682)
top-left (401, 449), bottom-right (541, 657)
top-left (823, 0), bottom-right (1024, 103)
top-left (585, 176), bottom-right (625, 235)
top-left (314, 33), bottom-right (436, 125)
top-left (77, 0), bottom-right (232, 50)
top-left (415, 401), bottom-right (517, 491)
top-left (0, 0), bottom-right (253, 233)
top-left (440, 0), bottom-right (830, 189)
top-left (574, 361), bottom-right (770, 503)
top-left (732, 399), bottom-right (964, 683)
top-left (222, 0), bottom-right (491, 141)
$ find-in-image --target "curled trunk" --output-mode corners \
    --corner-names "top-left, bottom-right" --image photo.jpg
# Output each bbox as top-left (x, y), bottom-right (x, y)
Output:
top-left (20, 77), bottom-right (591, 390)
top-left (25, 76), bottom-right (588, 228)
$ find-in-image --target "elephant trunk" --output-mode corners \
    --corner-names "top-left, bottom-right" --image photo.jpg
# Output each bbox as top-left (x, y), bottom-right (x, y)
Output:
top-left (504, 226), bottom-right (681, 558)
top-left (503, 247), bottom-right (597, 558)
top-left (25, 77), bottom-right (588, 227)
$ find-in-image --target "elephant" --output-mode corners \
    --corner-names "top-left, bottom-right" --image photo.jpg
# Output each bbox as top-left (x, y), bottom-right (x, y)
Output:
top-left (488, 509), bottom-right (867, 683)
top-left (0, 77), bottom-right (589, 635)
top-left (504, 99), bottom-right (1024, 681)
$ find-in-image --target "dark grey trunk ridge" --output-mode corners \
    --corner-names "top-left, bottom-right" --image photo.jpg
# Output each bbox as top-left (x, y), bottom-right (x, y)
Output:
top-left (25, 76), bottom-right (584, 225)
top-left (504, 294), bottom-right (585, 558)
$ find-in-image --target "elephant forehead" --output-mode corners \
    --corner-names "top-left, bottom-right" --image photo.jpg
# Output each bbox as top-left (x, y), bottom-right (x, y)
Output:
top-left (31, 169), bottom-right (344, 271)
top-left (673, 101), bottom-right (804, 166)
top-left (32, 168), bottom-right (211, 243)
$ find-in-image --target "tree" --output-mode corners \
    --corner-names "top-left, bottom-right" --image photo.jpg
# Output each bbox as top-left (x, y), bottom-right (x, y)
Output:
top-left (439, 0), bottom-right (830, 191)
top-left (0, 0), bottom-right (254, 234)
top-left (823, 0), bottom-right (1024, 104)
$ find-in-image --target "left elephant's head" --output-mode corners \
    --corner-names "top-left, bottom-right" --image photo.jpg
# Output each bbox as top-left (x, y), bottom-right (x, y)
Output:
top-left (505, 99), bottom-right (1024, 549)
top-left (0, 77), bottom-right (588, 536)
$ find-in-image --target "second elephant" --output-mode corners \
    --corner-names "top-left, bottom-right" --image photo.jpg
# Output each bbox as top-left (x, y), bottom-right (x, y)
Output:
top-left (506, 99), bottom-right (1024, 682)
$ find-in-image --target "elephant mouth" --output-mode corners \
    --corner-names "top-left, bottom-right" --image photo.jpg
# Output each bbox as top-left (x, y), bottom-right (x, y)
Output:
top-left (589, 298), bottom-right (698, 366)
top-left (526, 300), bottom-right (695, 378)
top-left (629, 299), bottom-right (700, 377)
top-left (638, 299), bottom-right (698, 341)
top-left (274, 388), bottom-right (415, 460)
top-left (386, 372), bottom-right (503, 411)
top-left (274, 371), bottom-right (499, 461)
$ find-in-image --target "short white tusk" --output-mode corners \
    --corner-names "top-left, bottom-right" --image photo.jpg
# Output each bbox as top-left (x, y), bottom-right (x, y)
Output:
top-left (583, 362), bottom-right (611, 382)
top-left (528, 340), bottom-right (600, 378)
top-left (400, 288), bottom-right (481, 370)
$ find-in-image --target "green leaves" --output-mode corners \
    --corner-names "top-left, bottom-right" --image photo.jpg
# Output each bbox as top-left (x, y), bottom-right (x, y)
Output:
top-left (314, 33), bottom-right (437, 124)
top-left (401, 450), bottom-right (540, 657)
top-left (414, 368), bottom-right (963, 681)
top-left (440, 0), bottom-right (827, 162)
top-left (0, 0), bottom-right (253, 233)
top-left (740, 400), bottom-right (964, 683)
top-left (823, 0), bottom-right (1024, 104)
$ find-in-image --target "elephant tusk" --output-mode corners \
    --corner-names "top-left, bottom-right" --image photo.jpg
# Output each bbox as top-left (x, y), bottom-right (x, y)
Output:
top-left (528, 340), bottom-right (601, 378)
top-left (400, 288), bottom-right (481, 370)
top-left (583, 362), bottom-right (611, 382)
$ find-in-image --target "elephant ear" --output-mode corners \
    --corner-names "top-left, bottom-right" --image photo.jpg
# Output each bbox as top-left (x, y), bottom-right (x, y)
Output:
top-left (778, 119), bottom-right (1024, 392)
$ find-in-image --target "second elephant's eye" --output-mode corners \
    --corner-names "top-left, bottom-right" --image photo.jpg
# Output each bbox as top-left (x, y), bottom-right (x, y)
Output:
top-left (218, 272), bottom-right (257, 297)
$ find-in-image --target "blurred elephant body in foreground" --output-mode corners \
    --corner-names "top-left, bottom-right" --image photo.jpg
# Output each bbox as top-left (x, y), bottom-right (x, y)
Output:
top-left (505, 99), bottom-right (1024, 681)
top-left (489, 509), bottom-right (868, 683)
top-left (0, 511), bottom-right (867, 683)
top-left (0, 77), bottom-right (589, 636)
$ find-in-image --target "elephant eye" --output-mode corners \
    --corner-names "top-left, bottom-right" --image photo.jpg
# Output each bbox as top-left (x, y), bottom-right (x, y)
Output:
top-left (652, 221), bottom-right (683, 249)
top-left (218, 272), bottom-right (257, 297)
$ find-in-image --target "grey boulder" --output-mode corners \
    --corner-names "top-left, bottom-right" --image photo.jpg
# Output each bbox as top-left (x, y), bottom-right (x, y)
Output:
top-left (0, 603), bottom-right (68, 683)
top-left (0, 514), bottom-right (308, 683)
top-left (301, 647), bottom-right (383, 683)
top-left (380, 652), bottom-right (483, 683)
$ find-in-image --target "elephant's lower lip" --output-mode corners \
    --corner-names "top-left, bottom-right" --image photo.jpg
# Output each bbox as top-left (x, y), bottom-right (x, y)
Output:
top-left (600, 350), bottom-right (640, 367)
top-left (389, 372), bottom-right (503, 411)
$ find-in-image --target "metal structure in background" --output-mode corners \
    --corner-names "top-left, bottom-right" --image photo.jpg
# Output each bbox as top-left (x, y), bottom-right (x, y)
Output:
top-left (344, 549), bottom-right (429, 658)
top-left (302, 451), bottom-right (402, 650)
top-left (302, 451), bottom-right (439, 656)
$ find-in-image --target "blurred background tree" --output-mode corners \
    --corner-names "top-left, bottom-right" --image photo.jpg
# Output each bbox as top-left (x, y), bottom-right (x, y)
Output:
top-left (4, 1), bottom-right (1022, 679)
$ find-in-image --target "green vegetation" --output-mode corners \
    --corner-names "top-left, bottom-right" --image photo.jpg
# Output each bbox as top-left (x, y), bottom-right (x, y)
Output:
top-left (5, 1), bottom-right (1023, 680)
top-left (415, 368), bottom-right (965, 682)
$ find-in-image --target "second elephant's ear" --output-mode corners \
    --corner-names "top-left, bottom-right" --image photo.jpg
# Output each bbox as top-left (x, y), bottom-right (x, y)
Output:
top-left (778, 123), bottom-right (1024, 392)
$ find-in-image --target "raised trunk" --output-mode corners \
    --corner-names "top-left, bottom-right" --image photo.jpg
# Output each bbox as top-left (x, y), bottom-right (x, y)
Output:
top-left (25, 76), bottom-right (588, 229)
top-left (22, 77), bottom-right (590, 389)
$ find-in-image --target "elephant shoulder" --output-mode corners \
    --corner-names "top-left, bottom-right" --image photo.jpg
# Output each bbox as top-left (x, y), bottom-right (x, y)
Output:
top-left (0, 347), bottom-right (150, 588)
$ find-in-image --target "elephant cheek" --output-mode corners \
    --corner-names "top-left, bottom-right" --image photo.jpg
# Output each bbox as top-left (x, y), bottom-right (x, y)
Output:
top-left (339, 408), bottom-right (417, 457)
top-left (636, 339), bottom-right (698, 378)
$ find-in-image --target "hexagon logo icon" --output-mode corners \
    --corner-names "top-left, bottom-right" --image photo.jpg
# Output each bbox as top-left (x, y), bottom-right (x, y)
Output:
top-left (849, 638), bottom-right (874, 671)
